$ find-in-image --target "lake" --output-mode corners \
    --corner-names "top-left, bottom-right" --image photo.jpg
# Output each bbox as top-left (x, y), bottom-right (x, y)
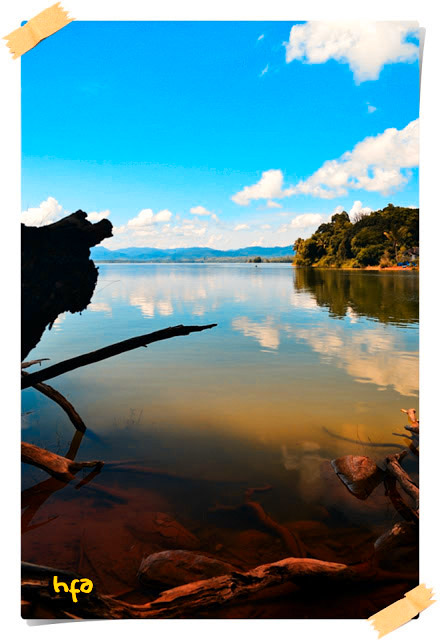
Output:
top-left (22, 264), bottom-right (419, 613)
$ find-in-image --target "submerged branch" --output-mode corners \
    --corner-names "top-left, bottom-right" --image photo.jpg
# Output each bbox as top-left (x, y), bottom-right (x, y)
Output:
top-left (21, 442), bottom-right (102, 483)
top-left (210, 486), bottom-right (306, 557)
top-left (322, 426), bottom-right (400, 448)
top-left (22, 371), bottom-right (86, 432)
top-left (21, 323), bottom-right (217, 389)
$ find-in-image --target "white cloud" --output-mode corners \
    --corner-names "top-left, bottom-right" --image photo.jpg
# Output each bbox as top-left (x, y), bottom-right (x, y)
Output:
top-left (21, 197), bottom-right (64, 227)
top-left (367, 103), bottom-right (377, 114)
top-left (206, 233), bottom-right (223, 247)
top-left (260, 224), bottom-right (272, 230)
top-left (232, 316), bottom-right (280, 350)
top-left (287, 213), bottom-right (324, 229)
top-left (285, 21), bottom-right (419, 82)
top-left (257, 34), bottom-right (265, 41)
top-left (291, 119), bottom-right (418, 198)
top-left (234, 223), bottom-right (250, 231)
top-left (232, 169), bottom-right (294, 206)
top-left (294, 325), bottom-right (418, 397)
top-left (266, 200), bottom-right (282, 209)
top-left (87, 302), bottom-right (112, 315)
top-left (190, 206), bottom-right (213, 216)
top-left (87, 209), bottom-right (111, 223)
top-left (127, 208), bottom-right (173, 228)
top-left (260, 64), bottom-right (269, 77)
top-left (21, 198), bottom-right (113, 227)
top-left (190, 206), bottom-right (219, 223)
top-left (348, 200), bottom-right (372, 220)
top-left (155, 209), bottom-right (173, 222)
top-left (279, 213), bottom-right (326, 234)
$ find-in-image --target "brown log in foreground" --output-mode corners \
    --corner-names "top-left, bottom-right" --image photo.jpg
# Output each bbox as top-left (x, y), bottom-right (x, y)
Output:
top-left (21, 558), bottom-right (418, 620)
top-left (21, 559), bottom-right (353, 619)
top-left (21, 323), bottom-right (217, 389)
top-left (21, 442), bottom-right (102, 482)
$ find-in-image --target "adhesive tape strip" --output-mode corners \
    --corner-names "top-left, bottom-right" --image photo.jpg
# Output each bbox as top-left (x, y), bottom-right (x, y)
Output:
top-left (368, 584), bottom-right (435, 638)
top-left (3, 3), bottom-right (73, 59)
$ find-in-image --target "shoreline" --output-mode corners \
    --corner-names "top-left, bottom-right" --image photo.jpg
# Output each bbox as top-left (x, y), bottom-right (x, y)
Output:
top-left (94, 260), bottom-right (418, 271)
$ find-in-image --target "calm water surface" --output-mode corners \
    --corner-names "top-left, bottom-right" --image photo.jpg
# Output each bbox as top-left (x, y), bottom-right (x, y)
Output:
top-left (22, 264), bottom-right (419, 576)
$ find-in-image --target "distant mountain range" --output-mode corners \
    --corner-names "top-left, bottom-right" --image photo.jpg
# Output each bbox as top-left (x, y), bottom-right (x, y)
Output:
top-left (91, 245), bottom-right (295, 262)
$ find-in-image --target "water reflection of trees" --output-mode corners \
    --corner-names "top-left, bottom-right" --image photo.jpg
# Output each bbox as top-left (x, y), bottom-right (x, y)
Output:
top-left (294, 268), bottom-right (418, 325)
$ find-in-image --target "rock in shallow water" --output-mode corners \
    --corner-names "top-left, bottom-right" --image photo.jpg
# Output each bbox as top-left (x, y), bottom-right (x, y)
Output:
top-left (331, 455), bottom-right (384, 500)
top-left (137, 550), bottom-right (237, 588)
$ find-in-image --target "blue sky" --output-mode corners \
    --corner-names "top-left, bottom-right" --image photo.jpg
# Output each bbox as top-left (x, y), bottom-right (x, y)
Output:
top-left (21, 20), bottom-right (419, 249)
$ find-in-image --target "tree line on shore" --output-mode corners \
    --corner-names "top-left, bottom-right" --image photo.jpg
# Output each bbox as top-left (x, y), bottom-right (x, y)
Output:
top-left (293, 204), bottom-right (419, 268)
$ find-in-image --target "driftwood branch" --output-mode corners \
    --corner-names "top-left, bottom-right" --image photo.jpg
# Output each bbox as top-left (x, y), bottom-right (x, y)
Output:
top-left (21, 558), bottom-right (418, 620)
top-left (22, 430), bottom-right (87, 534)
top-left (21, 442), bottom-right (102, 483)
top-left (383, 475), bottom-right (418, 523)
top-left (386, 451), bottom-right (419, 511)
top-left (21, 324), bottom-right (217, 389)
top-left (21, 559), bottom-right (354, 619)
top-left (22, 371), bottom-right (86, 432)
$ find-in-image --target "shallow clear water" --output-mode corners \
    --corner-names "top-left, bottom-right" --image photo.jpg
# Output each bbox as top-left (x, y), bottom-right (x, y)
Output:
top-left (22, 264), bottom-right (419, 588)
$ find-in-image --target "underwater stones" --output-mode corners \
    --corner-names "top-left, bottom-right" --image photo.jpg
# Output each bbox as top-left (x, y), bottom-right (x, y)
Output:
top-left (331, 455), bottom-right (384, 500)
top-left (137, 550), bottom-right (236, 588)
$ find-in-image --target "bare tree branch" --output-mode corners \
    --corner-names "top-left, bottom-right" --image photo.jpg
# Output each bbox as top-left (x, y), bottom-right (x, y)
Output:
top-left (21, 323), bottom-right (217, 389)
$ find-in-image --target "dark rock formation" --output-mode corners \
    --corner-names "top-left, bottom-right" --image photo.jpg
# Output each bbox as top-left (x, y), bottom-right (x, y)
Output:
top-left (21, 211), bottom-right (112, 359)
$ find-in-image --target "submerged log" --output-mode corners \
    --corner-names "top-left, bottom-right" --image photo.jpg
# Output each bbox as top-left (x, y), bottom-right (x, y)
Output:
top-left (21, 211), bottom-right (112, 360)
top-left (22, 558), bottom-right (418, 620)
top-left (21, 442), bottom-right (102, 483)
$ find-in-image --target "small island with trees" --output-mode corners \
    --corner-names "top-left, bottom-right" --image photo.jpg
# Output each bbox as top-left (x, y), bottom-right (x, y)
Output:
top-left (293, 204), bottom-right (418, 269)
